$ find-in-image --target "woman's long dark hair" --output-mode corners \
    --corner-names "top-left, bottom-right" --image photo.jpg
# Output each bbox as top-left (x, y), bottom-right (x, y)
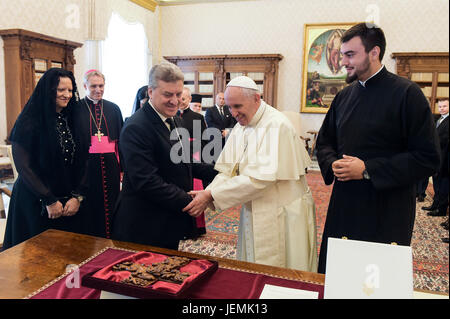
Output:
top-left (9, 68), bottom-right (80, 180)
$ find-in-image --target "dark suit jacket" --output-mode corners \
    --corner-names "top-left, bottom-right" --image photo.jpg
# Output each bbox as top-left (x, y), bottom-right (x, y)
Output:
top-left (112, 103), bottom-right (216, 247)
top-left (204, 105), bottom-right (236, 161)
top-left (205, 105), bottom-right (236, 132)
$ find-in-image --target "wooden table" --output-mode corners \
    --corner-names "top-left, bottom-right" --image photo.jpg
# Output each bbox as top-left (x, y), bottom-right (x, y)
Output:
top-left (0, 229), bottom-right (325, 299)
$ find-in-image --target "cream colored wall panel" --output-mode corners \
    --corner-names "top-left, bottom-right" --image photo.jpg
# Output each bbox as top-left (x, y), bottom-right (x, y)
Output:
top-left (0, 0), bottom-right (87, 43)
top-left (160, 0), bottom-right (449, 137)
top-left (0, 38), bottom-right (6, 144)
top-left (0, 0), bottom-right (448, 142)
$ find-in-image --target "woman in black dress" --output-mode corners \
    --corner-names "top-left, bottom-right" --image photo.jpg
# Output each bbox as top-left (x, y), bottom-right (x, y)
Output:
top-left (2, 68), bottom-right (89, 250)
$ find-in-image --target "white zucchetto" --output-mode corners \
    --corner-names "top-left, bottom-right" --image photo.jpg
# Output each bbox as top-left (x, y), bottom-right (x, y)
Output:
top-left (227, 76), bottom-right (259, 91)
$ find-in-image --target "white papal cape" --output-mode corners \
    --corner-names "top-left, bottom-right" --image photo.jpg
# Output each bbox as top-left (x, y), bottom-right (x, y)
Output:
top-left (206, 101), bottom-right (318, 272)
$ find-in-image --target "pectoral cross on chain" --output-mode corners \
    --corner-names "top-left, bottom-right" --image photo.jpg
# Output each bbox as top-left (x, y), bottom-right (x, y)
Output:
top-left (95, 130), bottom-right (104, 142)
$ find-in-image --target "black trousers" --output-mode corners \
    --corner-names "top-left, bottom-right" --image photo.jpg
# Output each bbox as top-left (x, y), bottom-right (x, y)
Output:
top-left (433, 174), bottom-right (449, 213)
top-left (416, 177), bottom-right (429, 196)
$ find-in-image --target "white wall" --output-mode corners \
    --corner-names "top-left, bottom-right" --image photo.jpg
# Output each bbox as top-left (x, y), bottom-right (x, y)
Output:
top-left (1, 0), bottom-right (449, 142)
top-left (0, 0), bottom-right (157, 143)
top-left (159, 0), bottom-right (449, 137)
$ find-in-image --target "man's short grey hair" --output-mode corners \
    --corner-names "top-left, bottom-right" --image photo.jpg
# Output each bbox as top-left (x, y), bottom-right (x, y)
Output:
top-left (183, 86), bottom-right (191, 97)
top-left (148, 61), bottom-right (184, 89)
top-left (84, 70), bottom-right (105, 84)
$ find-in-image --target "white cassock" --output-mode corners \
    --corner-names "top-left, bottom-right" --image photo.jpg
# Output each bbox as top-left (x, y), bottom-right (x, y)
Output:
top-left (206, 101), bottom-right (318, 272)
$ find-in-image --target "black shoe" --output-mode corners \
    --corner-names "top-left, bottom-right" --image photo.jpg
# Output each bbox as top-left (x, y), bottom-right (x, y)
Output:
top-left (442, 220), bottom-right (449, 230)
top-left (427, 209), bottom-right (447, 217)
top-left (422, 204), bottom-right (437, 211)
top-left (442, 238), bottom-right (449, 244)
top-left (417, 195), bottom-right (425, 202)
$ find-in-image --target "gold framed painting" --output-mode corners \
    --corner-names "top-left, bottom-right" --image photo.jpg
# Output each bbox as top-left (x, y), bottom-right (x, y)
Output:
top-left (300, 23), bottom-right (355, 113)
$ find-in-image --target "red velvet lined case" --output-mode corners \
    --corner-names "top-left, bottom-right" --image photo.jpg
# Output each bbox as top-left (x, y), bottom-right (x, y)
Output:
top-left (81, 250), bottom-right (218, 299)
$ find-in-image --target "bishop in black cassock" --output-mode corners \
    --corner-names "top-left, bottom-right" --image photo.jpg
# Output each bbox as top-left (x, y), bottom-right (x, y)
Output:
top-left (73, 70), bottom-right (123, 238)
top-left (316, 24), bottom-right (440, 274)
top-left (177, 93), bottom-right (208, 159)
top-left (177, 93), bottom-right (208, 238)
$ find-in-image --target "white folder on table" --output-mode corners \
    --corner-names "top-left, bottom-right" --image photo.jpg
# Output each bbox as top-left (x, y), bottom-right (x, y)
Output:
top-left (324, 237), bottom-right (413, 299)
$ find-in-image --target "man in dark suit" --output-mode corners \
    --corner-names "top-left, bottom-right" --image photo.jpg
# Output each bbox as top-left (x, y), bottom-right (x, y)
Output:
top-left (423, 98), bottom-right (449, 217)
top-left (204, 92), bottom-right (237, 162)
top-left (111, 62), bottom-right (216, 250)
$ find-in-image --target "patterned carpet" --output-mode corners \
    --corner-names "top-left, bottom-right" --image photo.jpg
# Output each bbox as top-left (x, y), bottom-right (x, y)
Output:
top-left (179, 206), bottom-right (239, 260)
top-left (413, 197), bottom-right (449, 293)
top-left (179, 171), bottom-right (449, 293)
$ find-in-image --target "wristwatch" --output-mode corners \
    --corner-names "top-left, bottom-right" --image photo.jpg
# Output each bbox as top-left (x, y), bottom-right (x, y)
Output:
top-left (71, 193), bottom-right (85, 203)
top-left (362, 169), bottom-right (370, 180)
top-left (75, 195), bottom-right (84, 203)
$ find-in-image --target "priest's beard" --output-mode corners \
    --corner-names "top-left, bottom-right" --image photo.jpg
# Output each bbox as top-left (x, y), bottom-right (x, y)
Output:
top-left (345, 56), bottom-right (371, 84)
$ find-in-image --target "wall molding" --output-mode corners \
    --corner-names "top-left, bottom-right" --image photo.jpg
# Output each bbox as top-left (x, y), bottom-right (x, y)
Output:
top-left (129, 0), bottom-right (158, 12)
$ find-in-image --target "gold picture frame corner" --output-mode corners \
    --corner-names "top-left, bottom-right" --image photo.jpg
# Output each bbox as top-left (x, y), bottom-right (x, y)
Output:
top-left (300, 23), bottom-right (356, 114)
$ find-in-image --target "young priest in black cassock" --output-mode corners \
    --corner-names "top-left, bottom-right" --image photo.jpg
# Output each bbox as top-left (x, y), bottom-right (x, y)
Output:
top-left (73, 70), bottom-right (123, 238)
top-left (316, 23), bottom-right (440, 274)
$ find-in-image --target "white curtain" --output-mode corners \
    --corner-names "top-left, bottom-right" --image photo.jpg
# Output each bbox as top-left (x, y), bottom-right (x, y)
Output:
top-left (101, 12), bottom-right (150, 118)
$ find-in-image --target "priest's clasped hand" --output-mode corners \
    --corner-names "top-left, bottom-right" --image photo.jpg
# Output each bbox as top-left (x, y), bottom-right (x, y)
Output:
top-left (332, 155), bottom-right (366, 181)
top-left (46, 201), bottom-right (64, 219)
top-left (62, 198), bottom-right (80, 217)
top-left (183, 190), bottom-right (213, 217)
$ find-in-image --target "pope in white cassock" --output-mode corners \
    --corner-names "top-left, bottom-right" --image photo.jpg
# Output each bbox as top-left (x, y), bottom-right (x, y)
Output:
top-left (183, 76), bottom-right (318, 272)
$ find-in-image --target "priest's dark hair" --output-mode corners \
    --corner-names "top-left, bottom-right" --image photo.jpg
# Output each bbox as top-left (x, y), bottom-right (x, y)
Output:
top-left (9, 68), bottom-right (80, 182)
top-left (342, 22), bottom-right (386, 61)
top-left (148, 61), bottom-right (184, 89)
